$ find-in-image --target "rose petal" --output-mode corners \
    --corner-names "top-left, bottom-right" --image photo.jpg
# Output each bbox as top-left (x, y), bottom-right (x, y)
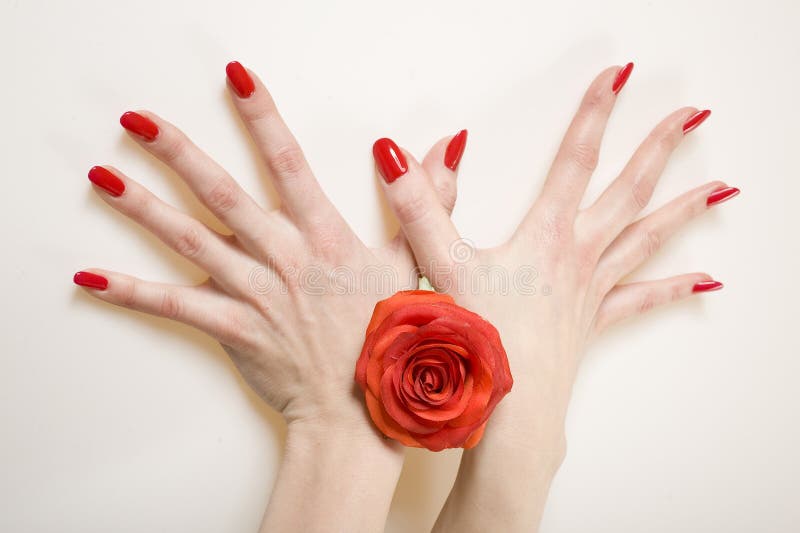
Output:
top-left (366, 291), bottom-right (455, 337)
top-left (463, 421), bottom-right (487, 448)
top-left (365, 390), bottom-right (419, 447)
top-left (365, 326), bottom-right (416, 395)
top-left (381, 365), bottom-right (443, 434)
top-left (394, 347), bottom-right (472, 420)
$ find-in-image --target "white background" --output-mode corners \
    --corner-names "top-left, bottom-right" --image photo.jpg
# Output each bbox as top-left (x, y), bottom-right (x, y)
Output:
top-left (2, 0), bottom-right (799, 531)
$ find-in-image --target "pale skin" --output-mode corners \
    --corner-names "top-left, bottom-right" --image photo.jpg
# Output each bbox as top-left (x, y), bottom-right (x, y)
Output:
top-left (76, 66), bottom-right (460, 532)
top-left (378, 65), bottom-right (736, 532)
top-left (75, 63), bottom-right (737, 532)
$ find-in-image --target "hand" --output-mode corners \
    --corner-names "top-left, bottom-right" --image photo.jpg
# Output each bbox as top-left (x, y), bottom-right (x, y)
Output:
top-left (74, 61), bottom-right (463, 532)
top-left (374, 63), bottom-right (738, 531)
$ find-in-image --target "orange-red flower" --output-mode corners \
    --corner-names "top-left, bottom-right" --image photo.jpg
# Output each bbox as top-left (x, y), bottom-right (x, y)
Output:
top-left (355, 290), bottom-right (513, 451)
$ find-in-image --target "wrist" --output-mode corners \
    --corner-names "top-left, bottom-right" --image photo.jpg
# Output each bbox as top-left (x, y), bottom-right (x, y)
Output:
top-left (285, 410), bottom-right (404, 460)
top-left (261, 402), bottom-right (404, 533)
top-left (284, 390), bottom-right (404, 453)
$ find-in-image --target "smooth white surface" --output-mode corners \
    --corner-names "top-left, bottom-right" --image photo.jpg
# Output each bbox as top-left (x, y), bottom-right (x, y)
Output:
top-left (2, 0), bottom-right (799, 531)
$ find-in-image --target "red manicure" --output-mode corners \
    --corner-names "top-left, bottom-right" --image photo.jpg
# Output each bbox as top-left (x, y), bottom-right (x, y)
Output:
top-left (373, 138), bottom-right (408, 183)
top-left (707, 186), bottom-right (740, 207)
top-left (74, 271), bottom-right (109, 290)
top-left (444, 129), bottom-right (468, 171)
top-left (88, 166), bottom-right (125, 197)
top-left (612, 62), bottom-right (634, 94)
top-left (683, 109), bottom-right (711, 134)
top-left (692, 280), bottom-right (723, 293)
top-left (120, 111), bottom-right (159, 141)
top-left (226, 61), bottom-right (255, 98)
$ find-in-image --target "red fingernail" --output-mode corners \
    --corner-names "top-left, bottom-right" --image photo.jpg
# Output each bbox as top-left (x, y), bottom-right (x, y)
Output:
top-left (692, 280), bottom-right (723, 293)
top-left (444, 129), bottom-right (468, 171)
top-left (226, 61), bottom-right (255, 98)
top-left (74, 271), bottom-right (108, 290)
top-left (373, 138), bottom-right (408, 183)
top-left (88, 166), bottom-right (125, 197)
top-left (706, 186), bottom-right (740, 207)
top-left (683, 109), bottom-right (711, 134)
top-left (612, 62), bottom-right (634, 94)
top-left (120, 111), bottom-right (159, 141)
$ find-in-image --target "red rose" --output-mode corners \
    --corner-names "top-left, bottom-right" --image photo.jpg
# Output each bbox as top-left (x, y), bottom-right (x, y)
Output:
top-left (355, 290), bottom-right (513, 451)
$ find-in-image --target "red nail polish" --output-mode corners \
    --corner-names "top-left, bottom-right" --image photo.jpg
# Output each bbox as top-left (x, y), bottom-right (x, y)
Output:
top-left (74, 271), bottom-right (108, 290)
top-left (120, 111), bottom-right (159, 141)
top-left (683, 109), bottom-right (711, 134)
top-left (444, 129), bottom-right (468, 171)
top-left (707, 186), bottom-right (740, 207)
top-left (88, 166), bottom-right (125, 197)
top-left (612, 62), bottom-right (634, 94)
top-left (226, 61), bottom-right (255, 98)
top-left (373, 138), bottom-right (408, 183)
top-left (692, 280), bottom-right (723, 293)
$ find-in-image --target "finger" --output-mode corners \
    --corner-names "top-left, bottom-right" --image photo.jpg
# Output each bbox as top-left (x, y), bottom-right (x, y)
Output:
top-left (73, 269), bottom-right (252, 349)
top-left (421, 130), bottom-right (466, 216)
top-left (119, 109), bottom-right (272, 254)
top-left (592, 181), bottom-right (739, 295)
top-left (384, 131), bottom-right (465, 261)
top-left (87, 166), bottom-right (255, 296)
top-left (374, 137), bottom-right (463, 289)
top-left (519, 63), bottom-right (633, 233)
top-left (592, 273), bottom-right (723, 335)
top-left (578, 106), bottom-right (712, 253)
top-left (224, 61), bottom-right (343, 231)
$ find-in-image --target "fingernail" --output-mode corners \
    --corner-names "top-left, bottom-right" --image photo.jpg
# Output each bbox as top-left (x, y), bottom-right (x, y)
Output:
top-left (226, 61), bottom-right (255, 98)
top-left (373, 138), bottom-right (408, 183)
top-left (120, 111), bottom-right (159, 141)
top-left (692, 280), bottom-right (723, 293)
top-left (74, 271), bottom-right (108, 290)
top-left (707, 186), bottom-right (740, 207)
top-left (444, 129), bottom-right (468, 171)
top-left (88, 166), bottom-right (125, 197)
top-left (612, 62), bottom-right (634, 94)
top-left (683, 109), bottom-right (711, 134)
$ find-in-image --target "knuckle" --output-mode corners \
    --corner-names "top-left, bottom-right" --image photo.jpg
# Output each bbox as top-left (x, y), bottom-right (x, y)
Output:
top-left (125, 190), bottom-right (150, 220)
top-left (121, 278), bottom-right (138, 308)
top-left (216, 313), bottom-right (245, 346)
top-left (583, 87), bottom-right (605, 110)
top-left (630, 180), bottom-right (652, 211)
top-left (267, 144), bottom-right (306, 178)
top-left (670, 283), bottom-right (684, 302)
top-left (568, 142), bottom-right (600, 173)
top-left (205, 178), bottom-right (239, 214)
top-left (394, 191), bottom-right (429, 226)
top-left (158, 289), bottom-right (183, 319)
top-left (244, 102), bottom-right (277, 123)
top-left (434, 179), bottom-right (457, 213)
top-left (537, 210), bottom-right (572, 245)
top-left (174, 225), bottom-right (205, 259)
top-left (639, 227), bottom-right (662, 259)
top-left (654, 125), bottom-right (680, 152)
top-left (308, 224), bottom-right (345, 258)
top-left (638, 290), bottom-right (657, 314)
top-left (160, 134), bottom-right (186, 164)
